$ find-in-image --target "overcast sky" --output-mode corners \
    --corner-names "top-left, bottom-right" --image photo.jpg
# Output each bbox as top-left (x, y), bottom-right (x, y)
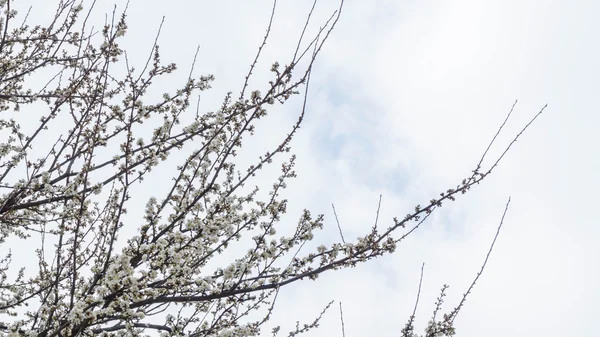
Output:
top-left (14, 0), bottom-right (600, 336)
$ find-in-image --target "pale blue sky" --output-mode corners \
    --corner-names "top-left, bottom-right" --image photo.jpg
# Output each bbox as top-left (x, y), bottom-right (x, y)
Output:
top-left (9, 0), bottom-right (600, 336)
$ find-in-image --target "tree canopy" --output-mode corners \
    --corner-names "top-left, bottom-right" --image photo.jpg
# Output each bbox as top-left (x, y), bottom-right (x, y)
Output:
top-left (0, 0), bottom-right (545, 336)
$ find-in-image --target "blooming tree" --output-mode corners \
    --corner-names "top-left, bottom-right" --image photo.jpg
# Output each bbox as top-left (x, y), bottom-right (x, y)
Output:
top-left (0, 0), bottom-right (545, 336)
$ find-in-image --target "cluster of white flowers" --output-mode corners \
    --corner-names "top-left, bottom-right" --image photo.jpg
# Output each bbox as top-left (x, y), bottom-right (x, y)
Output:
top-left (218, 324), bottom-right (253, 337)
top-left (183, 120), bottom-right (201, 134)
top-left (66, 300), bottom-right (88, 325)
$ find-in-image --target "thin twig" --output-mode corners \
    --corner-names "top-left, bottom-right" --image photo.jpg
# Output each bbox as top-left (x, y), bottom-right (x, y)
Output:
top-left (411, 263), bottom-right (425, 318)
top-left (239, 0), bottom-right (277, 100)
top-left (332, 203), bottom-right (345, 244)
top-left (339, 302), bottom-right (346, 337)
top-left (137, 15), bottom-right (165, 83)
top-left (449, 197), bottom-right (512, 323)
top-left (374, 194), bottom-right (382, 230)
top-left (487, 106), bottom-right (547, 174)
top-left (477, 100), bottom-right (518, 170)
top-left (401, 263), bottom-right (425, 337)
top-left (292, 0), bottom-right (318, 63)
